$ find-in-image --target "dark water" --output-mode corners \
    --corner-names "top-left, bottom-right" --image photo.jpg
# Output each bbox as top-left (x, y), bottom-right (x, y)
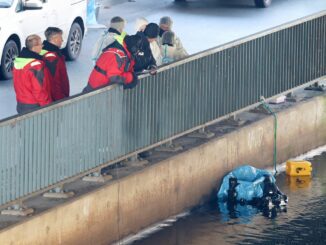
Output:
top-left (130, 152), bottom-right (326, 245)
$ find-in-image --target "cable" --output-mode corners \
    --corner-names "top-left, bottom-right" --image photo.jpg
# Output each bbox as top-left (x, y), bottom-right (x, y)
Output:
top-left (260, 97), bottom-right (278, 175)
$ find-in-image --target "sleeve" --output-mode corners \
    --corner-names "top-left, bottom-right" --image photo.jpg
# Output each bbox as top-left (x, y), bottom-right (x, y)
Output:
top-left (91, 32), bottom-right (115, 61)
top-left (123, 73), bottom-right (138, 89)
top-left (147, 46), bottom-right (157, 69)
top-left (175, 36), bottom-right (189, 56)
top-left (91, 33), bottom-right (106, 61)
top-left (30, 65), bottom-right (52, 106)
top-left (106, 53), bottom-right (134, 85)
top-left (175, 48), bottom-right (188, 60)
top-left (59, 57), bottom-right (70, 97)
top-left (150, 41), bottom-right (163, 66)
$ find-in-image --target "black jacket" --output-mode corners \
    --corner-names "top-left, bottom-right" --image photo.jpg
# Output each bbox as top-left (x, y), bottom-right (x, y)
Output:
top-left (133, 31), bottom-right (156, 72)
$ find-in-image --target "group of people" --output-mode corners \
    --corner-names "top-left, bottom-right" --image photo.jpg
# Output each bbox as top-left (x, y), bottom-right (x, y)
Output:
top-left (13, 16), bottom-right (188, 114)
top-left (85, 15), bottom-right (188, 92)
top-left (13, 27), bottom-right (69, 114)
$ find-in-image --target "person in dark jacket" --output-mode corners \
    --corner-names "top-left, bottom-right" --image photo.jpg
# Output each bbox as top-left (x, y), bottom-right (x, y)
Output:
top-left (13, 35), bottom-right (52, 114)
top-left (41, 27), bottom-right (70, 101)
top-left (134, 23), bottom-right (160, 73)
top-left (83, 34), bottom-right (142, 92)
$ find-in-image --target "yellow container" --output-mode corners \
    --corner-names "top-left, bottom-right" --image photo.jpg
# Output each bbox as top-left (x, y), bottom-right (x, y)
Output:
top-left (286, 160), bottom-right (312, 176)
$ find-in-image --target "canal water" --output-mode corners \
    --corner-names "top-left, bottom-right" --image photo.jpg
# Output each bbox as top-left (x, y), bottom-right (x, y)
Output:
top-left (124, 149), bottom-right (326, 245)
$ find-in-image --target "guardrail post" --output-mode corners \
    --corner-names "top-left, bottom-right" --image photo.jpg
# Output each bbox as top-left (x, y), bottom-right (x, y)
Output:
top-left (220, 115), bottom-right (248, 127)
top-left (124, 154), bottom-right (149, 167)
top-left (43, 186), bottom-right (75, 199)
top-left (82, 171), bottom-right (113, 183)
top-left (0, 202), bottom-right (34, 217)
top-left (188, 127), bottom-right (215, 139)
top-left (304, 81), bottom-right (326, 92)
top-left (155, 140), bottom-right (183, 153)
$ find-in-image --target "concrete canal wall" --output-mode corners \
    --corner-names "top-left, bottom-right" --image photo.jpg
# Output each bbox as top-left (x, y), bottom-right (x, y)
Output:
top-left (0, 94), bottom-right (326, 245)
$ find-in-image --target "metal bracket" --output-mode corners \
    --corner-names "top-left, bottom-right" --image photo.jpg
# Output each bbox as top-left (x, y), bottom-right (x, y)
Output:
top-left (304, 82), bottom-right (325, 92)
top-left (249, 104), bottom-right (271, 115)
top-left (188, 128), bottom-right (215, 139)
top-left (124, 155), bottom-right (149, 167)
top-left (82, 171), bottom-right (113, 183)
top-left (155, 140), bottom-right (183, 153)
top-left (43, 186), bottom-right (75, 199)
top-left (1, 203), bottom-right (34, 217)
top-left (219, 115), bottom-right (247, 127)
top-left (285, 92), bottom-right (299, 102)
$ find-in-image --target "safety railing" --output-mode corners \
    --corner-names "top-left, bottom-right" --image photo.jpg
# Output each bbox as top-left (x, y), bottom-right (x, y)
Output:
top-left (0, 11), bottom-right (325, 207)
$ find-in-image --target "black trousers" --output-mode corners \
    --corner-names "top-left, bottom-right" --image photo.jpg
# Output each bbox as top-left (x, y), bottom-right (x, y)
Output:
top-left (16, 102), bottom-right (39, 114)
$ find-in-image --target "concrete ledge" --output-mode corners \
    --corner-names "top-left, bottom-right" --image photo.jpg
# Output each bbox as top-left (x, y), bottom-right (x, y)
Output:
top-left (0, 94), bottom-right (325, 245)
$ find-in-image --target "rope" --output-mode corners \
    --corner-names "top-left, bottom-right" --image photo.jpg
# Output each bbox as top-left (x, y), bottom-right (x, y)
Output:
top-left (260, 97), bottom-right (278, 175)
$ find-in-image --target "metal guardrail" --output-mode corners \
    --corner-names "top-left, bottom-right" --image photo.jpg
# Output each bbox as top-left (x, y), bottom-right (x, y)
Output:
top-left (0, 12), bottom-right (325, 207)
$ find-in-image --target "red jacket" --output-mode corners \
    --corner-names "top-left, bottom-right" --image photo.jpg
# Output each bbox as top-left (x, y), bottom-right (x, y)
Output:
top-left (13, 48), bottom-right (52, 107)
top-left (41, 41), bottom-right (70, 101)
top-left (87, 41), bottom-right (136, 90)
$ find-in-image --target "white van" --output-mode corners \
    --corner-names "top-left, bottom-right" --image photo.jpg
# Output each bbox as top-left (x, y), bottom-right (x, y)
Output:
top-left (0, 0), bottom-right (87, 80)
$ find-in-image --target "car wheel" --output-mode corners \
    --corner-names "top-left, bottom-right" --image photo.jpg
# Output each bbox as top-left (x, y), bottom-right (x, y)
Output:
top-left (64, 22), bottom-right (83, 61)
top-left (254, 0), bottom-right (272, 8)
top-left (0, 40), bottom-right (19, 80)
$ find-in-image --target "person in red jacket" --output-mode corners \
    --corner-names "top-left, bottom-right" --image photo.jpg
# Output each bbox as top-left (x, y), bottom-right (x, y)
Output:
top-left (41, 27), bottom-right (70, 101)
top-left (13, 35), bottom-right (52, 114)
top-left (83, 34), bottom-right (142, 92)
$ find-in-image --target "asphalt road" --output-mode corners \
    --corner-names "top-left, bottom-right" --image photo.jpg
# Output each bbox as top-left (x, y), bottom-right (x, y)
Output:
top-left (0, 0), bottom-right (325, 120)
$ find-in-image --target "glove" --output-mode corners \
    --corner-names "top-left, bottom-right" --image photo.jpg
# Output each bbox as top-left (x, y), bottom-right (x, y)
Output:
top-left (148, 65), bottom-right (157, 75)
top-left (123, 73), bottom-right (139, 89)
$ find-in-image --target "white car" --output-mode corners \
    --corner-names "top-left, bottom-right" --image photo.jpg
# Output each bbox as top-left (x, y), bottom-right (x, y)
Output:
top-left (0, 0), bottom-right (87, 80)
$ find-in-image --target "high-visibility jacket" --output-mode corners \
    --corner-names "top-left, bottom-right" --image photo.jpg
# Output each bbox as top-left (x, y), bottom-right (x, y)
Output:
top-left (13, 48), bottom-right (52, 113)
top-left (41, 41), bottom-right (70, 101)
top-left (91, 28), bottom-right (127, 62)
top-left (85, 41), bottom-right (136, 91)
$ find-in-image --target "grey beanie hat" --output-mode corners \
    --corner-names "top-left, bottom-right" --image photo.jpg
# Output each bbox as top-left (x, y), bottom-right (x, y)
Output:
top-left (109, 16), bottom-right (126, 32)
top-left (162, 31), bottom-right (175, 46)
top-left (159, 16), bottom-right (173, 28)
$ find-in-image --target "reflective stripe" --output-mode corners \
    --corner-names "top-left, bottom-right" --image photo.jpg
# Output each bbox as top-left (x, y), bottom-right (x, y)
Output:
top-left (14, 58), bottom-right (35, 69)
top-left (45, 53), bottom-right (56, 58)
top-left (103, 50), bottom-right (127, 59)
top-left (30, 61), bottom-right (41, 67)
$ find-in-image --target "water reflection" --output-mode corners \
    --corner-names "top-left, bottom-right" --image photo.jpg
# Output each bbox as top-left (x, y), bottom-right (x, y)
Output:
top-left (286, 175), bottom-right (312, 191)
top-left (218, 201), bottom-right (287, 222)
top-left (129, 152), bottom-right (326, 245)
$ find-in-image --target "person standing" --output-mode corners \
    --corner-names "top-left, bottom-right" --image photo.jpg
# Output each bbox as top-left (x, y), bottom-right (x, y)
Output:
top-left (160, 31), bottom-right (187, 64)
top-left (134, 22), bottom-right (160, 73)
top-left (13, 35), bottom-right (52, 114)
top-left (92, 16), bottom-right (127, 62)
top-left (41, 27), bottom-right (70, 101)
top-left (158, 16), bottom-right (188, 56)
top-left (83, 35), bottom-right (142, 92)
